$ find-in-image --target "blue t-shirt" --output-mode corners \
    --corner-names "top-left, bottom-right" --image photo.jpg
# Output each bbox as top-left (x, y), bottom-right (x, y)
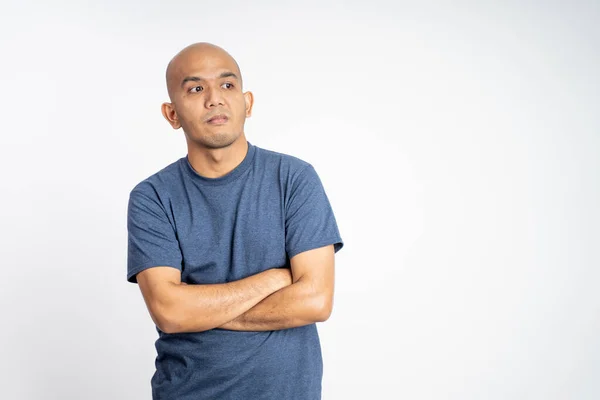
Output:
top-left (127, 141), bottom-right (344, 400)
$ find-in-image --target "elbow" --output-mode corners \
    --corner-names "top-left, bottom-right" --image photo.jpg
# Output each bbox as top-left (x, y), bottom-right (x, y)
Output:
top-left (151, 303), bottom-right (180, 334)
top-left (153, 302), bottom-right (213, 334)
top-left (312, 294), bottom-right (333, 323)
top-left (163, 321), bottom-right (214, 335)
top-left (148, 293), bottom-right (191, 334)
top-left (158, 317), bottom-right (182, 334)
top-left (299, 281), bottom-right (333, 323)
top-left (155, 306), bottom-right (208, 334)
top-left (156, 309), bottom-right (200, 334)
top-left (315, 305), bottom-right (332, 323)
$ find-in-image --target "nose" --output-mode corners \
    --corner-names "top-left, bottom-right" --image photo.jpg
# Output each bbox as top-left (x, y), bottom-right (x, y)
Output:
top-left (204, 86), bottom-right (225, 108)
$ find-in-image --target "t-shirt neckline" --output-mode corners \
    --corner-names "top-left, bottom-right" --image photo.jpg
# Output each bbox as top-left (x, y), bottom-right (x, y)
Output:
top-left (181, 141), bottom-right (256, 186)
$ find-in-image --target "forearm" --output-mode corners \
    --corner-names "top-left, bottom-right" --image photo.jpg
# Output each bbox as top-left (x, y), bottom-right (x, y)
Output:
top-left (159, 268), bottom-right (290, 334)
top-left (218, 278), bottom-right (331, 331)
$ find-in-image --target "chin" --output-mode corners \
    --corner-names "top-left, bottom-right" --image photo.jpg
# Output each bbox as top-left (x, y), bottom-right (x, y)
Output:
top-left (199, 132), bottom-right (241, 149)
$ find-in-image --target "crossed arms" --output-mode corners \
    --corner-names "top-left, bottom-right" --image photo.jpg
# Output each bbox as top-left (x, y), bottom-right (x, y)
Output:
top-left (135, 244), bottom-right (336, 333)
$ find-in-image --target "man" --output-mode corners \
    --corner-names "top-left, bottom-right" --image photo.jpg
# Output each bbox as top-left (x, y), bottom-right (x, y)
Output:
top-left (126, 42), bottom-right (344, 400)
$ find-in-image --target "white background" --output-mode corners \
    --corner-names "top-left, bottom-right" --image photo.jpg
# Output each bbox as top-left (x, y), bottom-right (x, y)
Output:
top-left (1, 1), bottom-right (598, 399)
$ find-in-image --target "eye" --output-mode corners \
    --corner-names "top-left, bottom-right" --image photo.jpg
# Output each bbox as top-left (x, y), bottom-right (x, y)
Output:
top-left (189, 85), bottom-right (203, 93)
top-left (222, 82), bottom-right (234, 89)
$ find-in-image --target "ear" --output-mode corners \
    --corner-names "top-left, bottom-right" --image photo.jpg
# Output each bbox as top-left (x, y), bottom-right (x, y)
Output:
top-left (161, 102), bottom-right (181, 129)
top-left (243, 91), bottom-right (254, 118)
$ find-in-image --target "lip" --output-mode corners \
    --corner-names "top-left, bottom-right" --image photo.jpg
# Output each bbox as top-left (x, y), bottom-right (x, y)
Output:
top-left (206, 114), bottom-right (229, 124)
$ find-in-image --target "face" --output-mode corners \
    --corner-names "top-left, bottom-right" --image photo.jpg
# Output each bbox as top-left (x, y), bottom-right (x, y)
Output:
top-left (162, 47), bottom-right (253, 150)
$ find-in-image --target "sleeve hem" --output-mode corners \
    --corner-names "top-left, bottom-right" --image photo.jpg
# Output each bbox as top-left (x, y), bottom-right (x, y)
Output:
top-left (127, 262), bottom-right (182, 284)
top-left (287, 238), bottom-right (344, 260)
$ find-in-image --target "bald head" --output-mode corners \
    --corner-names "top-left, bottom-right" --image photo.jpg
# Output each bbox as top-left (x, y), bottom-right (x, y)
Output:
top-left (165, 42), bottom-right (243, 100)
top-left (160, 42), bottom-right (254, 151)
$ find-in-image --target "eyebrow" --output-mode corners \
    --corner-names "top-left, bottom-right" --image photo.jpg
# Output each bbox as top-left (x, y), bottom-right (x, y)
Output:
top-left (181, 71), bottom-right (239, 88)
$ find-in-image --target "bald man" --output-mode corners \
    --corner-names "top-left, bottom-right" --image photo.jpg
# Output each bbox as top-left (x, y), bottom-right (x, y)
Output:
top-left (126, 42), bottom-right (344, 399)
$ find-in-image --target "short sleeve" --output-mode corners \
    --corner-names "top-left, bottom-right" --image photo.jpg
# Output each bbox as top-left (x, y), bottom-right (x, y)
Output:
top-left (285, 164), bottom-right (344, 259)
top-left (127, 186), bottom-right (183, 283)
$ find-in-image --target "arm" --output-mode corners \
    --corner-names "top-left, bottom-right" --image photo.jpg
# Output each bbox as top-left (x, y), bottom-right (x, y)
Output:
top-left (218, 244), bottom-right (335, 331)
top-left (136, 266), bottom-right (292, 334)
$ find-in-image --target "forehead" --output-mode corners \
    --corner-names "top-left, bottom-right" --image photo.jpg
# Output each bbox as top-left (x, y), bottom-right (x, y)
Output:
top-left (171, 50), bottom-right (239, 82)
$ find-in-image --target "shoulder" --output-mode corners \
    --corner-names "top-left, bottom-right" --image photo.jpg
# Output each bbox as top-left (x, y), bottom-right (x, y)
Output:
top-left (128, 157), bottom-right (184, 201)
top-left (253, 143), bottom-right (313, 178)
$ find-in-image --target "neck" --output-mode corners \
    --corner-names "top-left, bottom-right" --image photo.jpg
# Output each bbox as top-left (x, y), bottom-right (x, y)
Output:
top-left (186, 135), bottom-right (249, 179)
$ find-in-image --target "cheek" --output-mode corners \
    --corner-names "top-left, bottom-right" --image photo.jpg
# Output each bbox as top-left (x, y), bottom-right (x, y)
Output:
top-left (234, 100), bottom-right (248, 118)
top-left (178, 105), bottom-right (203, 122)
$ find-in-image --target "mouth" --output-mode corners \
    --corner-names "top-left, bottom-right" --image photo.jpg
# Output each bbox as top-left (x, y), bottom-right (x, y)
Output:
top-left (206, 114), bottom-right (229, 124)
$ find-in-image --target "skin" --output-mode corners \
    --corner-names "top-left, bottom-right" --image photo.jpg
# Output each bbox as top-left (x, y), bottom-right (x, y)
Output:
top-left (136, 42), bottom-right (335, 333)
top-left (161, 42), bottom-right (254, 178)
